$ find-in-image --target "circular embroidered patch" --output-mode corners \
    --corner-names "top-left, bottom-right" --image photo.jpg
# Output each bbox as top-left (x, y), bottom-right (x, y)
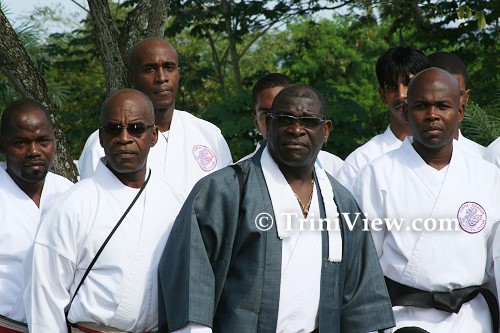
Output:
top-left (457, 202), bottom-right (487, 234)
top-left (192, 145), bottom-right (217, 171)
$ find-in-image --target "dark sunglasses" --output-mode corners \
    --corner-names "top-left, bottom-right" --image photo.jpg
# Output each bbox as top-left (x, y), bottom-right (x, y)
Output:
top-left (101, 122), bottom-right (155, 137)
top-left (268, 114), bottom-right (325, 129)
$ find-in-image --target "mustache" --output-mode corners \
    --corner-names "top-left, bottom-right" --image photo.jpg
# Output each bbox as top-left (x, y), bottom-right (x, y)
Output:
top-left (24, 159), bottom-right (47, 167)
top-left (423, 125), bottom-right (442, 131)
top-left (283, 140), bottom-right (307, 147)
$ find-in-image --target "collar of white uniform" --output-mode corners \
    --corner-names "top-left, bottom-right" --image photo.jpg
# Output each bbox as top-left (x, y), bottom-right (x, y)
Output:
top-left (261, 146), bottom-right (342, 262)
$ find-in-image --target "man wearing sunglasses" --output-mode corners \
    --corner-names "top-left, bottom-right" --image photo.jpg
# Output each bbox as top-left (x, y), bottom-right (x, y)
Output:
top-left (158, 83), bottom-right (394, 333)
top-left (24, 89), bottom-right (184, 332)
top-left (240, 73), bottom-right (344, 178)
top-left (78, 37), bottom-right (232, 197)
top-left (0, 99), bottom-right (73, 332)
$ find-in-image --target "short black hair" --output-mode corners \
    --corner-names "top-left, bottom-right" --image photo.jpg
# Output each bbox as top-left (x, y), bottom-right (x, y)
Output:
top-left (1, 99), bottom-right (53, 138)
top-left (272, 83), bottom-right (327, 117)
top-left (428, 51), bottom-right (469, 89)
top-left (376, 45), bottom-right (430, 88)
top-left (252, 73), bottom-right (294, 112)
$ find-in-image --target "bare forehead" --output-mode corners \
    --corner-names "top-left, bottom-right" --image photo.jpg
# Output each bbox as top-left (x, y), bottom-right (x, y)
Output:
top-left (102, 92), bottom-right (153, 122)
top-left (409, 68), bottom-right (459, 95)
top-left (273, 95), bottom-right (322, 114)
top-left (9, 107), bottom-right (52, 130)
top-left (132, 40), bottom-right (177, 63)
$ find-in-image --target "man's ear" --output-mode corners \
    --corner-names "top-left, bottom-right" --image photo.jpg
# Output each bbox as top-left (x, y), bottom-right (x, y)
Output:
top-left (252, 112), bottom-right (260, 134)
top-left (464, 88), bottom-right (471, 107)
top-left (265, 114), bottom-right (272, 137)
top-left (99, 128), bottom-right (104, 148)
top-left (127, 72), bottom-right (133, 87)
top-left (457, 102), bottom-right (465, 124)
top-left (323, 119), bottom-right (332, 144)
top-left (379, 86), bottom-right (388, 105)
top-left (151, 126), bottom-right (159, 147)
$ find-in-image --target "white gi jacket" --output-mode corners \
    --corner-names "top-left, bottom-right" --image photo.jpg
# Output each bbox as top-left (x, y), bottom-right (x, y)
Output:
top-left (485, 136), bottom-right (500, 168)
top-left (0, 165), bottom-right (72, 322)
top-left (457, 129), bottom-right (486, 158)
top-left (352, 138), bottom-right (500, 333)
top-left (336, 125), bottom-right (402, 188)
top-left (24, 161), bottom-right (184, 332)
top-left (78, 110), bottom-right (233, 196)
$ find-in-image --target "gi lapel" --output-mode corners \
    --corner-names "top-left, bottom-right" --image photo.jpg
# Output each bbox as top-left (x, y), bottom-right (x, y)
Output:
top-left (251, 144), bottom-right (282, 333)
top-left (400, 139), bottom-right (457, 287)
top-left (316, 174), bottom-right (344, 332)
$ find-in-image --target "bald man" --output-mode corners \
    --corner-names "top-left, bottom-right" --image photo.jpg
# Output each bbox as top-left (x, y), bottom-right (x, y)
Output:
top-left (0, 99), bottom-right (72, 331)
top-left (78, 38), bottom-right (232, 197)
top-left (24, 89), bottom-right (184, 332)
top-left (428, 51), bottom-right (486, 157)
top-left (351, 68), bottom-right (500, 332)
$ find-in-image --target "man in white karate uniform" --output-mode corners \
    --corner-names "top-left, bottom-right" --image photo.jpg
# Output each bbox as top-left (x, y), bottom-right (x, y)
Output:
top-left (78, 38), bottom-right (232, 196)
top-left (485, 136), bottom-right (500, 167)
top-left (24, 89), bottom-right (184, 332)
top-left (0, 99), bottom-right (73, 331)
top-left (336, 45), bottom-right (430, 188)
top-left (428, 51), bottom-right (486, 157)
top-left (240, 73), bottom-right (344, 177)
top-left (352, 68), bottom-right (500, 332)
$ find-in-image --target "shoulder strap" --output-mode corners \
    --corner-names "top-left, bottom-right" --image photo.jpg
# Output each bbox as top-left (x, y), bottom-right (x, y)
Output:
top-left (65, 170), bottom-right (151, 323)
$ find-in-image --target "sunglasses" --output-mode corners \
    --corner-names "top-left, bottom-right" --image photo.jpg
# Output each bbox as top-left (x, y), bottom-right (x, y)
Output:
top-left (268, 114), bottom-right (325, 129)
top-left (101, 122), bottom-right (155, 137)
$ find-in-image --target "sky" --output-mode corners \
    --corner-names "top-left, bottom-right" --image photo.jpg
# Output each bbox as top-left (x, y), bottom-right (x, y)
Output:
top-left (2, 0), bottom-right (87, 33)
top-left (3, 0), bottom-right (85, 17)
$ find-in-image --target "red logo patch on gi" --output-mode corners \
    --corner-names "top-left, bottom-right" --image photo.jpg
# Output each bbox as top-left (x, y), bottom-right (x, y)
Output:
top-left (192, 145), bottom-right (217, 171)
top-left (457, 202), bottom-right (487, 234)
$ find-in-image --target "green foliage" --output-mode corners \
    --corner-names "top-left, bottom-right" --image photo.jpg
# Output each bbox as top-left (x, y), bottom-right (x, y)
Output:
top-left (461, 89), bottom-right (500, 146)
top-left (457, 5), bottom-right (486, 29)
top-left (367, 0), bottom-right (500, 106)
top-left (3, 0), bottom-right (500, 162)
top-left (266, 17), bottom-right (391, 157)
top-left (203, 91), bottom-right (256, 161)
top-left (40, 25), bottom-right (107, 159)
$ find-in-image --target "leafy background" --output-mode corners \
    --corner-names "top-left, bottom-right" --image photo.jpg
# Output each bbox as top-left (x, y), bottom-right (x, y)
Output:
top-left (0, 0), bottom-right (498, 162)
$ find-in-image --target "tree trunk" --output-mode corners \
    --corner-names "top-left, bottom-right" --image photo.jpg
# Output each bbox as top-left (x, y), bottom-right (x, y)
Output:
top-left (147, 0), bottom-right (170, 37)
top-left (221, 0), bottom-right (243, 93)
top-left (0, 10), bottom-right (78, 182)
top-left (87, 0), bottom-right (129, 94)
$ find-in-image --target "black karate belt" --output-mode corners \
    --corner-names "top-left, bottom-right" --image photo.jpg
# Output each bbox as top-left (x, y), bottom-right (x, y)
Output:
top-left (393, 327), bottom-right (429, 333)
top-left (385, 277), bottom-right (499, 333)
